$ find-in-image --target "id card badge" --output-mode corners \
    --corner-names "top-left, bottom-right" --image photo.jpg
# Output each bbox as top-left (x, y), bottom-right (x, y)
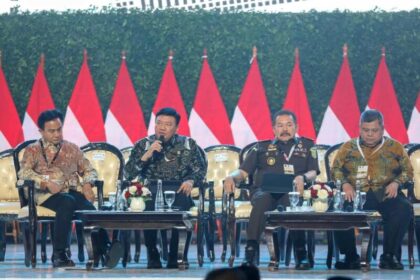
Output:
top-left (283, 164), bottom-right (295, 175)
top-left (356, 165), bottom-right (368, 180)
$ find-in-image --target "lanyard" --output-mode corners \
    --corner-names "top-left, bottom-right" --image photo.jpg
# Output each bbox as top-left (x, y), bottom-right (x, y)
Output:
top-left (356, 137), bottom-right (384, 161)
top-left (282, 144), bottom-right (296, 162)
top-left (40, 140), bottom-right (62, 167)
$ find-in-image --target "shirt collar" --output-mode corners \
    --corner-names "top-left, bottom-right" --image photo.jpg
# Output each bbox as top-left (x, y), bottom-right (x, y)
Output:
top-left (40, 138), bottom-right (61, 149)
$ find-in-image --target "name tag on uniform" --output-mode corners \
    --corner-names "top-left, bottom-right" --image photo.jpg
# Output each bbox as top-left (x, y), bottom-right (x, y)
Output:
top-left (356, 165), bottom-right (368, 179)
top-left (283, 164), bottom-right (295, 175)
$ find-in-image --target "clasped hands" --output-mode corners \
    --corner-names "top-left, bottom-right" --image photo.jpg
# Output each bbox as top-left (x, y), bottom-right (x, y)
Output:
top-left (341, 181), bottom-right (399, 201)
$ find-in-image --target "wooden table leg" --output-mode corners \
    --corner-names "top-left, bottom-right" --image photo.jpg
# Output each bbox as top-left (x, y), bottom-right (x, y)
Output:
top-left (83, 226), bottom-right (95, 270)
top-left (359, 227), bottom-right (371, 271)
top-left (176, 227), bottom-right (190, 270)
top-left (265, 226), bottom-right (279, 271)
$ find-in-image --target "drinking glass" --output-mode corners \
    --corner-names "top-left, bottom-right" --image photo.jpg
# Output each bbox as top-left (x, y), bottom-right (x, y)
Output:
top-left (164, 191), bottom-right (176, 211)
top-left (288, 192), bottom-right (300, 211)
top-left (359, 192), bottom-right (367, 211)
top-left (108, 192), bottom-right (116, 210)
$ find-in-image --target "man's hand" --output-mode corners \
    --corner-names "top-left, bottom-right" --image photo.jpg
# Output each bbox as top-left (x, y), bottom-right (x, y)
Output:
top-left (141, 140), bottom-right (163, 161)
top-left (385, 181), bottom-right (399, 199)
top-left (46, 181), bottom-right (61, 194)
top-left (178, 180), bottom-right (194, 196)
top-left (82, 183), bottom-right (95, 202)
top-left (223, 176), bottom-right (236, 194)
top-left (342, 183), bottom-right (355, 202)
top-left (294, 175), bottom-right (305, 195)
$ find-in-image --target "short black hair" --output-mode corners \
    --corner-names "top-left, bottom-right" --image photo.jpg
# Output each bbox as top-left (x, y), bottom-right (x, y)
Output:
top-left (272, 109), bottom-right (297, 126)
top-left (156, 107), bottom-right (181, 126)
top-left (360, 109), bottom-right (384, 128)
top-left (37, 109), bottom-right (64, 130)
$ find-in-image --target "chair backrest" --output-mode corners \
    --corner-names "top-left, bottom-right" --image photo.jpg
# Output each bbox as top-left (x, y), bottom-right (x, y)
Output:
top-left (313, 144), bottom-right (330, 183)
top-left (81, 142), bottom-right (124, 199)
top-left (120, 146), bottom-right (133, 164)
top-left (0, 149), bottom-right (20, 202)
top-left (13, 140), bottom-right (38, 207)
top-left (204, 145), bottom-right (240, 199)
top-left (408, 144), bottom-right (420, 201)
top-left (324, 143), bottom-right (343, 181)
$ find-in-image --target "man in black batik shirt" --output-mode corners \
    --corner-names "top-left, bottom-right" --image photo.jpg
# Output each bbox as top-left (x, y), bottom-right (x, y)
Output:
top-left (125, 107), bottom-right (207, 269)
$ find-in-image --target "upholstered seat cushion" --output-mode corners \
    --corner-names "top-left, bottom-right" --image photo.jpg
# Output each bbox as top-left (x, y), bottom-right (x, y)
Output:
top-left (0, 201), bottom-right (21, 215)
top-left (189, 200), bottom-right (252, 217)
top-left (18, 206), bottom-right (56, 218)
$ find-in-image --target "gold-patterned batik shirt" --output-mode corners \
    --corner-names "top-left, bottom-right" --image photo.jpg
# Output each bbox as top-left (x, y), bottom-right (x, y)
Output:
top-left (18, 139), bottom-right (97, 205)
top-left (331, 137), bottom-right (413, 201)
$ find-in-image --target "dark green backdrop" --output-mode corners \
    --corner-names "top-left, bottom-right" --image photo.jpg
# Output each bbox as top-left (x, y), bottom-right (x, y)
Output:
top-left (0, 9), bottom-right (419, 130)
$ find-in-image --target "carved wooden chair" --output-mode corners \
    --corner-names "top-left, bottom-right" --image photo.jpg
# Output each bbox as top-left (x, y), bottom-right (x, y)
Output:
top-left (0, 149), bottom-right (21, 262)
top-left (407, 144), bottom-right (420, 265)
top-left (14, 140), bottom-right (104, 268)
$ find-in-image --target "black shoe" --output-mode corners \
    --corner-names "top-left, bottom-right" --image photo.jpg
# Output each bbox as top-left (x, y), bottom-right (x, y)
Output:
top-left (335, 256), bottom-right (361, 270)
top-left (295, 257), bottom-right (311, 270)
top-left (167, 258), bottom-right (189, 269)
top-left (104, 241), bottom-right (123, 269)
top-left (52, 251), bottom-right (76, 268)
top-left (147, 248), bottom-right (162, 269)
top-left (242, 243), bottom-right (257, 266)
top-left (379, 253), bottom-right (404, 270)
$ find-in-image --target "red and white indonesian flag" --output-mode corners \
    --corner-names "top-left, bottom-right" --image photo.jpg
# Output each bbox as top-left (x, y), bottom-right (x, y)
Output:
top-left (63, 50), bottom-right (105, 146)
top-left (282, 49), bottom-right (316, 140)
top-left (231, 47), bottom-right (273, 148)
top-left (22, 54), bottom-right (55, 141)
top-left (408, 91), bottom-right (420, 143)
top-left (366, 48), bottom-right (408, 144)
top-left (317, 45), bottom-right (360, 145)
top-left (105, 54), bottom-right (147, 149)
top-left (189, 50), bottom-right (234, 148)
top-left (0, 64), bottom-right (23, 151)
top-left (148, 52), bottom-right (190, 136)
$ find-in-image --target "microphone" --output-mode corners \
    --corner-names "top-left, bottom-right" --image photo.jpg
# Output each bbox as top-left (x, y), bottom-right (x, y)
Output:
top-left (152, 135), bottom-right (165, 161)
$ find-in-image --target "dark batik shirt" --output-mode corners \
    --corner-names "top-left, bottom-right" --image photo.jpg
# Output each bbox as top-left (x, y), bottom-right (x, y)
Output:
top-left (124, 134), bottom-right (207, 187)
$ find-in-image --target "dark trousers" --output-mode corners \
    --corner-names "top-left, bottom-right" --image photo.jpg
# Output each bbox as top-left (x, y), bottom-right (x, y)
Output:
top-left (41, 190), bottom-right (95, 252)
top-left (334, 190), bottom-right (411, 259)
top-left (247, 189), bottom-right (306, 251)
top-left (143, 192), bottom-right (193, 260)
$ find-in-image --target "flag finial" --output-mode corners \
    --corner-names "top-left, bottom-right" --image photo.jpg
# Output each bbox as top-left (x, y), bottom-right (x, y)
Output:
top-left (202, 48), bottom-right (207, 59)
top-left (122, 51), bottom-right (126, 60)
top-left (381, 47), bottom-right (386, 57)
top-left (40, 53), bottom-right (45, 67)
top-left (343, 44), bottom-right (348, 57)
top-left (294, 48), bottom-right (299, 59)
top-left (169, 50), bottom-right (174, 60)
top-left (0, 50), bottom-right (2, 67)
top-left (83, 49), bottom-right (88, 60)
top-left (252, 46), bottom-right (257, 58)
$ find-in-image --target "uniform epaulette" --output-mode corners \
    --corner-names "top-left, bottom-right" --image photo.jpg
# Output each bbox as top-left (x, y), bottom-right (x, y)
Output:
top-left (299, 136), bottom-right (315, 143)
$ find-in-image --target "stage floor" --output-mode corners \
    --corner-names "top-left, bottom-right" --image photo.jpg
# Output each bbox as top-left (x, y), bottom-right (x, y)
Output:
top-left (1, 243), bottom-right (419, 279)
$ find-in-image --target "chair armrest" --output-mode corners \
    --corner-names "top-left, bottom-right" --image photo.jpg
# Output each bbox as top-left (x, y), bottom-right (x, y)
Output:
top-left (16, 179), bottom-right (37, 220)
top-left (92, 180), bottom-right (104, 209)
top-left (403, 181), bottom-right (418, 203)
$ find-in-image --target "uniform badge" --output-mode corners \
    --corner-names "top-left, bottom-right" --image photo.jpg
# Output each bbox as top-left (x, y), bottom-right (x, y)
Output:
top-left (310, 147), bottom-right (317, 159)
top-left (267, 144), bottom-right (277, 151)
top-left (267, 157), bottom-right (276, 165)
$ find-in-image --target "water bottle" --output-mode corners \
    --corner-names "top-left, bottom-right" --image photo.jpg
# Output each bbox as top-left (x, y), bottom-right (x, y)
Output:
top-left (333, 179), bottom-right (342, 211)
top-left (116, 181), bottom-right (127, 211)
top-left (354, 180), bottom-right (361, 211)
top-left (155, 179), bottom-right (164, 211)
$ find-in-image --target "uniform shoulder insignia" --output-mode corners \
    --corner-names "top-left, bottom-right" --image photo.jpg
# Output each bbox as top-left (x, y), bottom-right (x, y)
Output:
top-left (300, 136), bottom-right (315, 143)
